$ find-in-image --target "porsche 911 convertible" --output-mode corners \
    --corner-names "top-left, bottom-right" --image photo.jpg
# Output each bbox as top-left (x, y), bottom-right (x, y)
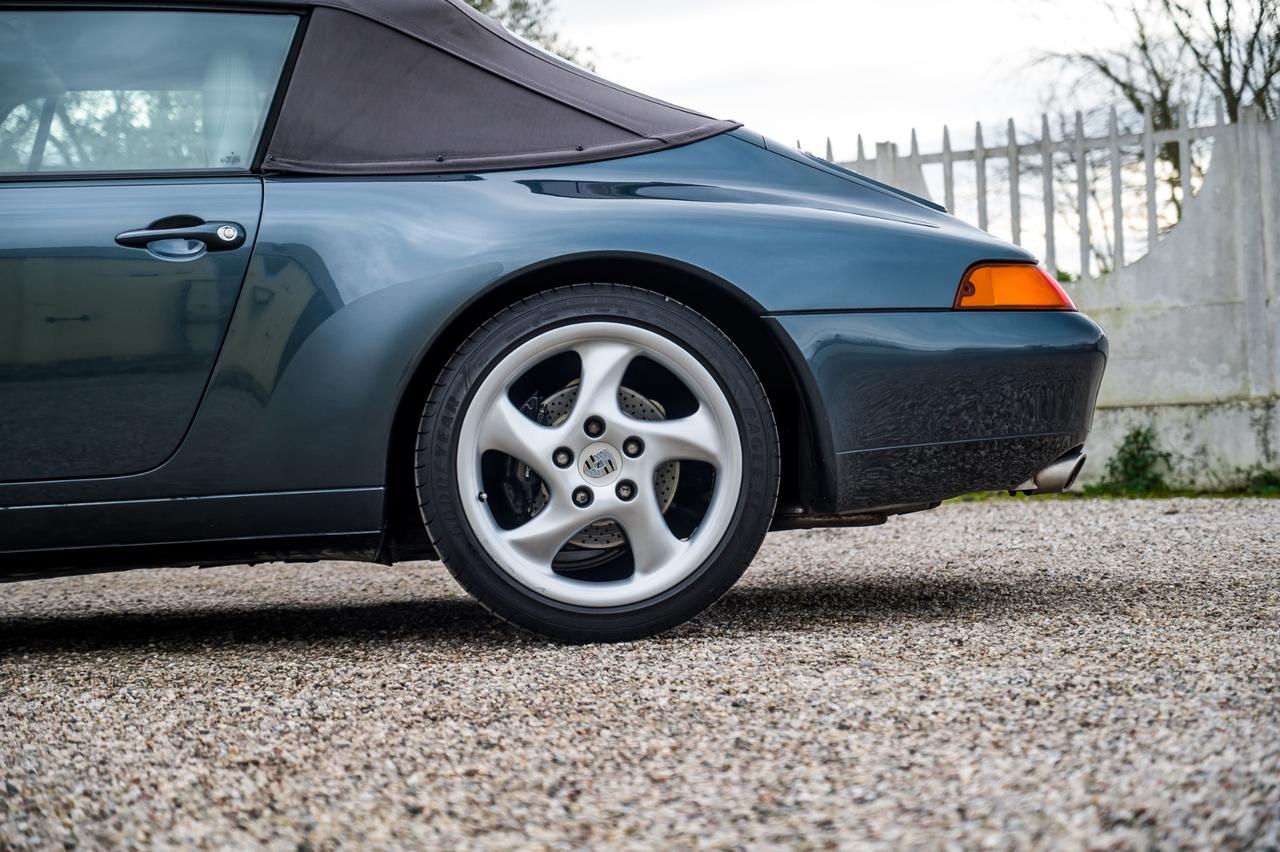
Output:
top-left (0, 0), bottom-right (1106, 641)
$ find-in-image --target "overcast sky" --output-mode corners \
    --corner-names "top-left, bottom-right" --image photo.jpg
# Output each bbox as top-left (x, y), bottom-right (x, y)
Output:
top-left (553, 0), bottom-right (1123, 159)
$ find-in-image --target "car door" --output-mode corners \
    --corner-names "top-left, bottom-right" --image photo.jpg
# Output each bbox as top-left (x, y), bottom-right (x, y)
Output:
top-left (0, 7), bottom-right (298, 482)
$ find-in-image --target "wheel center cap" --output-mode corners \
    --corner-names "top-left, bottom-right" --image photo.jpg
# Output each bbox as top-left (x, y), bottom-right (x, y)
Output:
top-left (579, 441), bottom-right (623, 487)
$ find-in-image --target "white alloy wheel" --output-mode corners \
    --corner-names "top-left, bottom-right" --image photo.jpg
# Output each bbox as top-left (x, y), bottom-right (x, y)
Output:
top-left (417, 284), bottom-right (779, 642)
top-left (455, 322), bottom-right (743, 607)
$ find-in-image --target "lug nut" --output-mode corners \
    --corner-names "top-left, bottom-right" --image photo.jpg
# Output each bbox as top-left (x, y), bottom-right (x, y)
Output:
top-left (584, 416), bottom-right (605, 438)
top-left (616, 481), bottom-right (637, 502)
top-left (572, 487), bottom-right (594, 507)
top-left (623, 437), bottom-right (644, 458)
top-left (553, 447), bottom-right (573, 468)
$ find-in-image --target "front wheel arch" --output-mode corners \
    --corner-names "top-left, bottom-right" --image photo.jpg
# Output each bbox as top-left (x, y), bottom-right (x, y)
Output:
top-left (378, 253), bottom-right (832, 563)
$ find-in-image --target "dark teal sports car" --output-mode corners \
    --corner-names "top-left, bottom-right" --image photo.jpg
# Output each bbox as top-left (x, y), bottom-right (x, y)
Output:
top-left (0, 0), bottom-right (1106, 641)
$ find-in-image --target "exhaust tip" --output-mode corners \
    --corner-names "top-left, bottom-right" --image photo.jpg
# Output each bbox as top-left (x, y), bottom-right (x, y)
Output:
top-left (1013, 448), bottom-right (1087, 495)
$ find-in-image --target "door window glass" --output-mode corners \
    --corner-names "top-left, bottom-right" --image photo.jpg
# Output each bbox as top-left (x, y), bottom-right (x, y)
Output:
top-left (0, 11), bottom-right (297, 175)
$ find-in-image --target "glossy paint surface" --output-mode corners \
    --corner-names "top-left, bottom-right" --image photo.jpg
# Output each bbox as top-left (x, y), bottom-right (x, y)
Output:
top-left (776, 311), bottom-right (1107, 508)
top-left (0, 179), bottom-right (261, 481)
top-left (780, 311), bottom-right (1107, 454)
top-left (0, 130), bottom-right (1105, 564)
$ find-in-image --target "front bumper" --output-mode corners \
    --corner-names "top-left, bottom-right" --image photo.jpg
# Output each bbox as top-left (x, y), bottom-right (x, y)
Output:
top-left (769, 310), bottom-right (1107, 512)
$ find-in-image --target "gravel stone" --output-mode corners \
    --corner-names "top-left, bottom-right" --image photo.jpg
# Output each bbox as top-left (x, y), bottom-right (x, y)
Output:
top-left (1, 498), bottom-right (1277, 849)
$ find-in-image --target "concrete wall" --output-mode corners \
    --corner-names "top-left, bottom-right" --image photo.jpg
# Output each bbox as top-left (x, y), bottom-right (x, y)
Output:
top-left (1072, 108), bottom-right (1279, 488)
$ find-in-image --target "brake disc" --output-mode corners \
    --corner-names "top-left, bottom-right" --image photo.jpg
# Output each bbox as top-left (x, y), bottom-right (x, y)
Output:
top-left (517, 383), bottom-right (680, 549)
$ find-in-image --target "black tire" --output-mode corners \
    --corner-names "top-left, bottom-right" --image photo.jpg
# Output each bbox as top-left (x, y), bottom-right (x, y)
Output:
top-left (416, 284), bottom-right (779, 643)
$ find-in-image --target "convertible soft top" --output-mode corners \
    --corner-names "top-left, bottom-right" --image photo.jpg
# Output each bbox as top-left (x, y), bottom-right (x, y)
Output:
top-left (260, 0), bottom-right (739, 175)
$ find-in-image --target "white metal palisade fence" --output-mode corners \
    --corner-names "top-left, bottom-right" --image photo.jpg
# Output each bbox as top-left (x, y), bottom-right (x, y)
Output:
top-left (831, 102), bottom-right (1229, 281)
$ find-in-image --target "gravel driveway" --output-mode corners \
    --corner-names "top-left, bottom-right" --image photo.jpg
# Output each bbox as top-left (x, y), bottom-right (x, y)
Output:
top-left (1, 498), bottom-right (1277, 849)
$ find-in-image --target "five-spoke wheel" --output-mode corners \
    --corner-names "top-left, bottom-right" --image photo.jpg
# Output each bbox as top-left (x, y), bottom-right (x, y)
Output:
top-left (417, 285), bottom-right (778, 642)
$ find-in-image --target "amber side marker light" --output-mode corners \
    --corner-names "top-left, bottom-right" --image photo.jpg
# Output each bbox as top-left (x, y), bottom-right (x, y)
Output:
top-left (954, 264), bottom-right (1077, 311)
